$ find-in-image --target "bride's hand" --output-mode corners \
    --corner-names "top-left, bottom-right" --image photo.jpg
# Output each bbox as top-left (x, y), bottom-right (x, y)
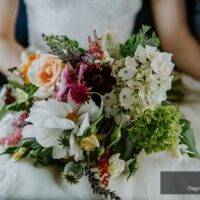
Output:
top-left (0, 0), bottom-right (24, 77)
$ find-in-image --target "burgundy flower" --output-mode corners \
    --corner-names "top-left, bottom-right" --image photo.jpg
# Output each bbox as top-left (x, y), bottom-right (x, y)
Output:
top-left (70, 83), bottom-right (90, 104)
top-left (83, 65), bottom-right (116, 95)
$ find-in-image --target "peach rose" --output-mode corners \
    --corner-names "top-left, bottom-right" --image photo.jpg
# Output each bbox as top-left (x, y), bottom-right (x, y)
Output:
top-left (27, 54), bottom-right (63, 98)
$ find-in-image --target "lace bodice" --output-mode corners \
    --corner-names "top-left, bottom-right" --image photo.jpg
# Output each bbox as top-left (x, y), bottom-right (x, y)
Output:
top-left (24, 0), bottom-right (141, 51)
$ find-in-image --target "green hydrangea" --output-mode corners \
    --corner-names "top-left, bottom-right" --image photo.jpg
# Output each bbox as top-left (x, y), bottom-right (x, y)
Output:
top-left (128, 105), bottom-right (182, 154)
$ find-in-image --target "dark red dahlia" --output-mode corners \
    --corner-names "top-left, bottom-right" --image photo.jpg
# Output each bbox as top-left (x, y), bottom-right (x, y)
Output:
top-left (70, 83), bottom-right (90, 104)
top-left (83, 65), bottom-right (116, 95)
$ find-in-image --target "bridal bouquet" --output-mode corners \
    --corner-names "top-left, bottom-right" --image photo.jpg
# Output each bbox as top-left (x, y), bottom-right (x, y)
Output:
top-left (0, 26), bottom-right (199, 200)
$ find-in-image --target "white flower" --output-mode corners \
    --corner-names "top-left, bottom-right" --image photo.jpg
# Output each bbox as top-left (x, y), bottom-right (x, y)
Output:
top-left (108, 153), bottom-right (125, 179)
top-left (69, 134), bottom-right (84, 161)
top-left (127, 79), bottom-right (142, 88)
top-left (159, 75), bottom-right (173, 91)
top-left (114, 113), bottom-right (131, 127)
top-left (146, 45), bottom-right (158, 60)
top-left (119, 87), bottom-right (135, 109)
top-left (103, 91), bottom-right (118, 106)
top-left (151, 52), bottom-right (174, 75)
top-left (118, 67), bottom-right (136, 81)
top-left (105, 106), bottom-right (119, 118)
top-left (148, 89), bottom-right (167, 106)
top-left (22, 97), bottom-right (101, 159)
top-left (125, 56), bottom-right (138, 68)
top-left (134, 45), bottom-right (147, 64)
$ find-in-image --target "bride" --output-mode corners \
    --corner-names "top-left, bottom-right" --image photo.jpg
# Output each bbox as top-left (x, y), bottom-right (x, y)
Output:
top-left (0, 0), bottom-right (200, 199)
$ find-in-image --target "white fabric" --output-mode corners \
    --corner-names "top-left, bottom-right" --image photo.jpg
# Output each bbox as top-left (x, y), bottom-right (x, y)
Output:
top-left (1, 0), bottom-right (200, 199)
top-left (0, 81), bottom-right (200, 200)
top-left (24, 0), bottom-right (142, 50)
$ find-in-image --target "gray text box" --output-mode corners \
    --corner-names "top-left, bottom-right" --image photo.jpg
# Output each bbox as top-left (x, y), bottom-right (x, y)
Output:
top-left (161, 171), bottom-right (200, 194)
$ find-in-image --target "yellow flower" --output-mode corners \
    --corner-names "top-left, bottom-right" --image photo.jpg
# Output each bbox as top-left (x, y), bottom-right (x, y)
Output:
top-left (13, 147), bottom-right (27, 161)
top-left (81, 134), bottom-right (100, 152)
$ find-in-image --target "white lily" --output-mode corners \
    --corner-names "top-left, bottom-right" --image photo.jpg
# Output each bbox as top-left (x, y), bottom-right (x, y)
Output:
top-left (22, 96), bottom-right (101, 159)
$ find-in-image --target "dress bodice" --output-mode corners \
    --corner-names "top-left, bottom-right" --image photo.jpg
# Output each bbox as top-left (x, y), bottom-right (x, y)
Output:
top-left (24, 0), bottom-right (141, 51)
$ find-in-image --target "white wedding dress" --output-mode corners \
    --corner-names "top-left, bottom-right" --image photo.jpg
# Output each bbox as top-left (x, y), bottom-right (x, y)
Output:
top-left (1, 0), bottom-right (200, 199)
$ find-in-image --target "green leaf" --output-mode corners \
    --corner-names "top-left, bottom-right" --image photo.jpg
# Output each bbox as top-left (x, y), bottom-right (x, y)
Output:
top-left (120, 25), bottom-right (160, 57)
top-left (1, 146), bottom-right (18, 155)
top-left (180, 119), bottom-right (200, 159)
top-left (24, 83), bottom-right (38, 97)
top-left (6, 101), bottom-right (30, 112)
top-left (0, 106), bottom-right (7, 120)
top-left (128, 157), bottom-right (138, 179)
top-left (116, 131), bottom-right (139, 161)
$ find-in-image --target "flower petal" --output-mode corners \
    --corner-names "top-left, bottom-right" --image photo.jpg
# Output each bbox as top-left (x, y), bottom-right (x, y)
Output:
top-left (26, 100), bottom-right (73, 127)
top-left (27, 59), bottom-right (43, 87)
top-left (44, 116), bottom-right (76, 130)
top-left (75, 113), bottom-right (89, 136)
top-left (23, 126), bottom-right (62, 147)
top-left (52, 145), bottom-right (67, 159)
top-left (78, 99), bottom-right (101, 122)
top-left (69, 134), bottom-right (84, 161)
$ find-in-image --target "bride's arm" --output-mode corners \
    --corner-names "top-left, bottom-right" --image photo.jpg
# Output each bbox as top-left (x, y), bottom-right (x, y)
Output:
top-left (151, 0), bottom-right (200, 80)
top-left (0, 0), bottom-right (24, 76)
